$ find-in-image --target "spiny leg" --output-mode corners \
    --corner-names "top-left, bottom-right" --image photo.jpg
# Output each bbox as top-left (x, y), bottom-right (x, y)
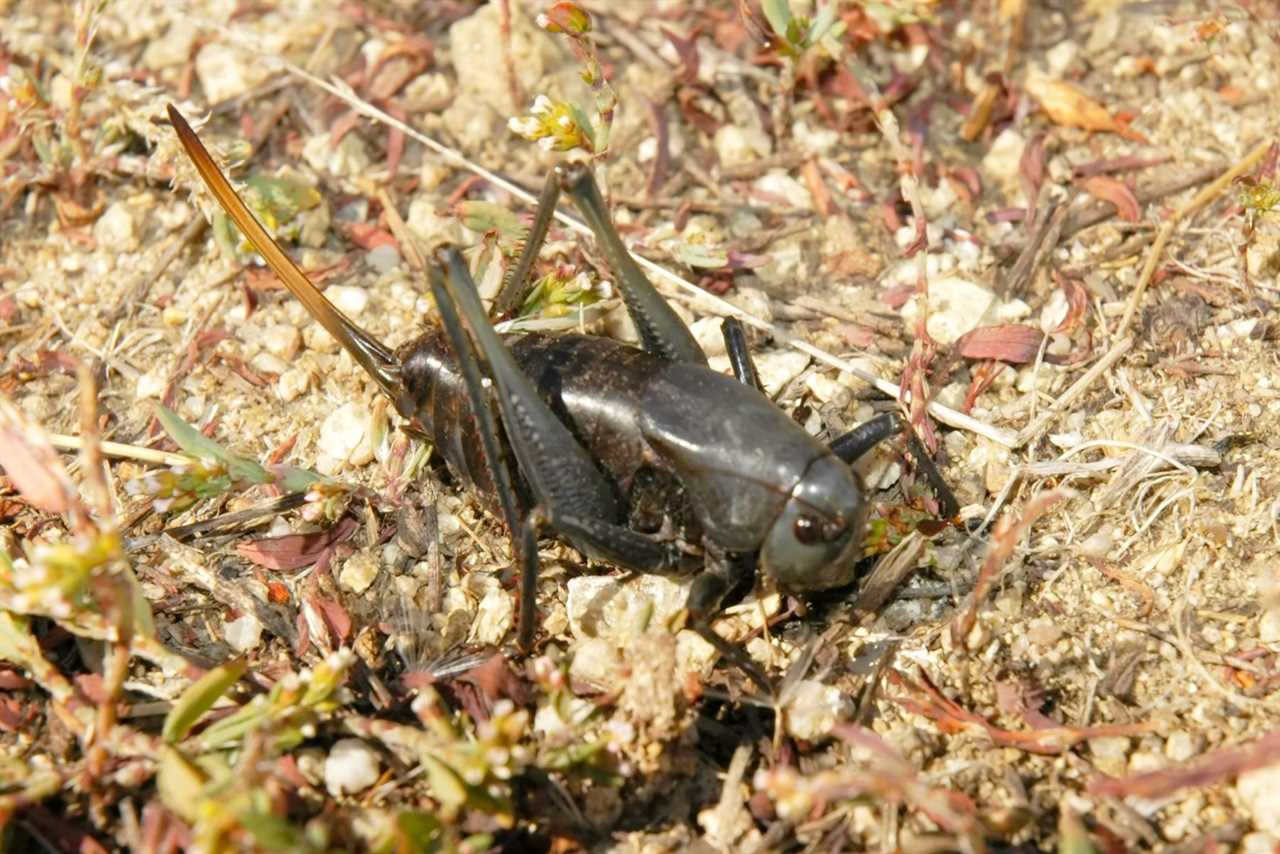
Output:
top-left (436, 249), bottom-right (683, 573)
top-left (558, 164), bottom-right (707, 366)
top-left (720, 317), bottom-right (763, 392)
top-left (830, 413), bottom-right (959, 519)
top-left (428, 264), bottom-right (539, 646)
top-left (492, 170), bottom-right (562, 319)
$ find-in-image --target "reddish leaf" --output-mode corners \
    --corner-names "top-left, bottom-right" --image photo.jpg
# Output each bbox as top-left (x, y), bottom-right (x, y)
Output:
top-left (955, 324), bottom-right (1043, 363)
top-left (1024, 74), bottom-right (1149, 142)
top-left (309, 596), bottom-right (353, 645)
top-left (343, 221), bottom-right (398, 250)
top-left (0, 697), bottom-right (34, 732)
top-left (236, 517), bottom-right (358, 571)
top-left (1079, 175), bottom-right (1141, 222)
top-left (1019, 132), bottom-right (1047, 209)
top-left (0, 399), bottom-right (78, 515)
top-left (661, 26), bottom-right (701, 84)
top-left (0, 669), bottom-right (32, 690)
top-left (1091, 729), bottom-right (1280, 799)
top-left (1051, 271), bottom-right (1090, 334)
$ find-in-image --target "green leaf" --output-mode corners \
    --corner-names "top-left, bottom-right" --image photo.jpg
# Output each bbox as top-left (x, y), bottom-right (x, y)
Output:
top-left (761, 0), bottom-right (794, 41)
top-left (163, 656), bottom-right (247, 743)
top-left (157, 745), bottom-right (209, 825)
top-left (238, 810), bottom-right (307, 849)
top-left (274, 465), bottom-right (325, 493)
top-left (805, 2), bottom-right (840, 47)
top-left (152, 404), bottom-right (271, 485)
top-left (391, 812), bottom-right (447, 854)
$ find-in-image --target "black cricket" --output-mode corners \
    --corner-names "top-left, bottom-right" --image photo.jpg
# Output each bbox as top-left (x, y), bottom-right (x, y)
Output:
top-left (168, 105), bottom-right (955, 688)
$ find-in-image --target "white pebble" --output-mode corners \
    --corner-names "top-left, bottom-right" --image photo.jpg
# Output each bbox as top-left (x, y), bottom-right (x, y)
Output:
top-left (1163, 730), bottom-right (1203, 763)
top-left (277, 367), bottom-right (311, 402)
top-left (324, 738), bottom-right (382, 796)
top-left (753, 350), bottom-right (810, 398)
top-left (566, 575), bottom-right (692, 643)
top-left (366, 244), bottom-right (403, 274)
top-left (94, 202), bottom-right (141, 252)
top-left (900, 276), bottom-right (995, 344)
top-left (195, 42), bottom-right (269, 104)
top-left (316, 401), bottom-right (375, 474)
top-left (784, 680), bottom-right (850, 741)
top-left (136, 368), bottom-right (167, 400)
top-left (327, 285), bottom-right (369, 317)
top-left (263, 324), bottom-right (302, 361)
top-left (1259, 609), bottom-right (1280, 645)
top-left (339, 552), bottom-right (380, 595)
top-left (1237, 763), bottom-right (1280, 833)
top-left (223, 614), bottom-right (262, 653)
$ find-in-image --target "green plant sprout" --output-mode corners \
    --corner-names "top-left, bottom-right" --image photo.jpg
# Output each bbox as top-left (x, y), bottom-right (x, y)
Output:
top-left (761, 0), bottom-right (846, 59)
top-left (124, 403), bottom-right (349, 521)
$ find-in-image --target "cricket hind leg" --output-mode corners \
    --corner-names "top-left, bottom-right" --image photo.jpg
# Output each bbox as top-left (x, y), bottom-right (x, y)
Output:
top-left (490, 164), bottom-right (708, 371)
top-left (830, 413), bottom-right (959, 519)
top-left (491, 170), bottom-right (562, 320)
top-left (432, 249), bottom-right (686, 645)
top-left (559, 164), bottom-right (708, 367)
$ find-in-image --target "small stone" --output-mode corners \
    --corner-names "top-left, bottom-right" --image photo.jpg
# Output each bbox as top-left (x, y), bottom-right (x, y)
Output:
top-left (324, 738), bottom-right (381, 796)
top-left (402, 72), bottom-right (453, 114)
top-left (1259, 608), bottom-right (1280, 645)
top-left (566, 574), bottom-right (692, 643)
top-left (689, 316), bottom-right (727, 358)
top-left (1026, 617), bottom-right (1063, 648)
top-left (714, 124), bottom-right (771, 168)
top-left (142, 20), bottom-right (199, 70)
top-left (784, 680), bottom-right (850, 741)
top-left (316, 402), bottom-right (375, 474)
top-left (1089, 736), bottom-right (1130, 777)
top-left (302, 132), bottom-right (371, 178)
top-left (469, 582), bottom-right (514, 646)
top-left (753, 351), bottom-right (810, 398)
top-left (1164, 731), bottom-right (1203, 763)
top-left (339, 552), bottom-right (380, 595)
top-left (1238, 763), bottom-right (1280, 833)
top-left (1079, 525), bottom-right (1116, 560)
top-left (450, 4), bottom-right (555, 114)
top-left (406, 195), bottom-right (463, 251)
top-left (277, 366), bottom-right (311, 402)
top-left (263, 324), bottom-right (302, 361)
top-left (195, 42), bottom-right (270, 104)
top-left (752, 170), bottom-right (812, 210)
top-left (94, 202), bottom-right (141, 252)
top-left (900, 277), bottom-right (996, 344)
top-left (224, 614), bottom-right (262, 652)
top-left (136, 367), bottom-right (167, 400)
top-left (366, 244), bottom-right (402, 274)
top-left (327, 285), bottom-right (369, 317)
top-left (1044, 41), bottom-right (1080, 76)
top-left (161, 305), bottom-right (186, 326)
top-left (249, 352), bottom-right (287, 377)
top-left (982, 129), bottom-right (1026, 191)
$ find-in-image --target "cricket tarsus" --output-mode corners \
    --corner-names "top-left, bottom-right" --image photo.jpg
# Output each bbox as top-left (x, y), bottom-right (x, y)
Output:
top-left (168, 105), bottom-right (957, 692)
